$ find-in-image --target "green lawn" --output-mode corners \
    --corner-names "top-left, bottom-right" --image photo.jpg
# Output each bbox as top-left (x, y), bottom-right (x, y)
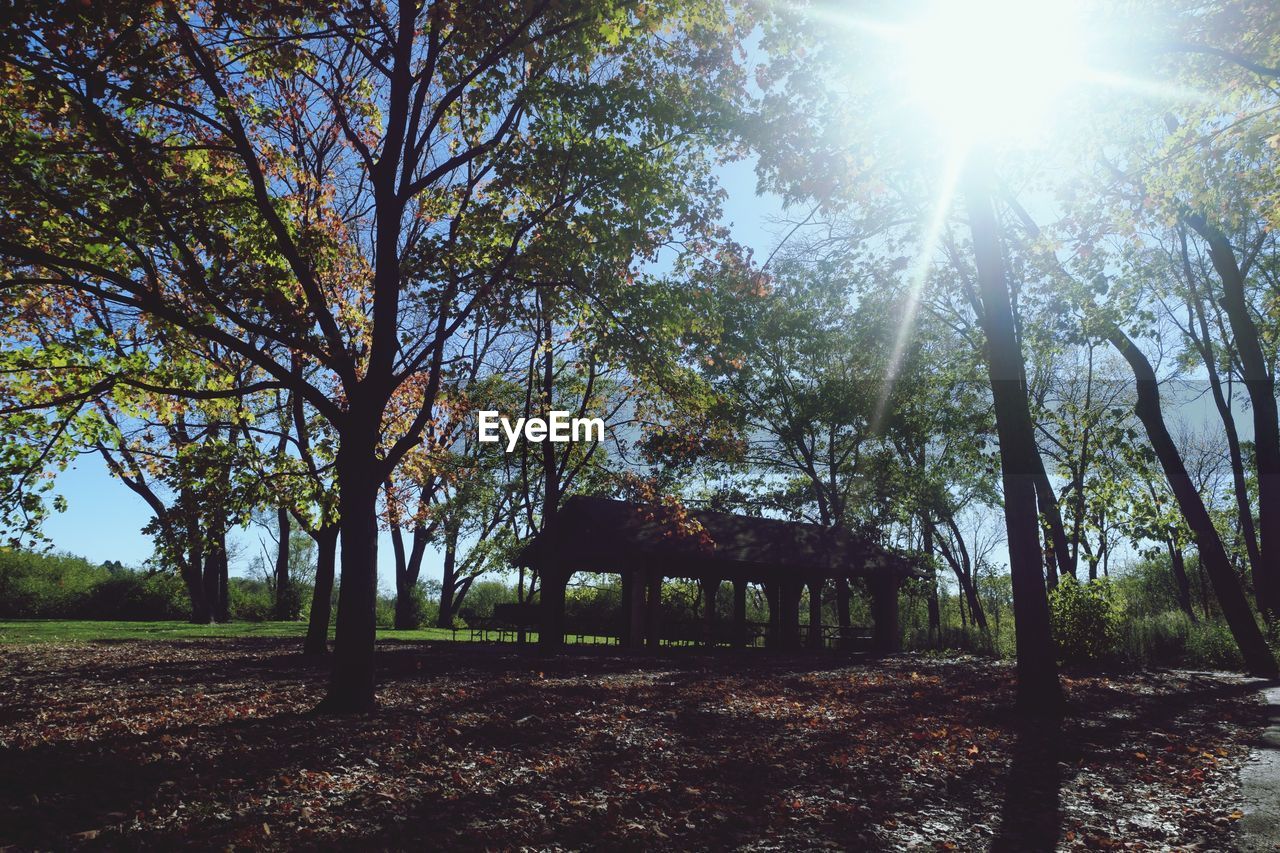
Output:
top-left (0, 620), bottom-right (469, 645)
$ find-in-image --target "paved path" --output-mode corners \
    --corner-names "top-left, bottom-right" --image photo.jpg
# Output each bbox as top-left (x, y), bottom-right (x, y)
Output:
top-left (1239, 682), bottom-right (1280, 852)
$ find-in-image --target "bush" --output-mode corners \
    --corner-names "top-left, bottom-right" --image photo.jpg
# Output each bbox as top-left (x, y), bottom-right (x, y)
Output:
top-left (382, 582), bottom-right (436, 629)
top-left (0, 549), bottom-right (188, 619)
top-left (375, 592), bottom-right (397, 628)
top-left (77, 571), bottom-right (187, 620)
top-left (413, 582), bottom-right (440, 627)
top-left (1119, 610), bottom-right (1192, 666)
top-left (229, 578), bottom-right (275, 622)
top-left (460, 580), bottom-right (519, 619)
top-left (565, 577), bottom-right (621, 627)
top-left (273, 580), bottom-right (305, 621)
top-left (1184, 621), bottom-right (1244, 670)
top-left (0, 549), bottom-right (109, 617)
top-left (1050, 576), bottom-right (1122, 664)
top-left (939, 625), bottom-right (996, 656)
top-left (1118, 610), bottom-right (1246, 670)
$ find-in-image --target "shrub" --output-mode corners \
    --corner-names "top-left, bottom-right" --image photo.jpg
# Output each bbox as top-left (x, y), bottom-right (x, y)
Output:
top-left (0, 549), bottom-right (188, 619)
top-left (1119, 610), bottom-right (1192, 666)
top-left (414, 582), bottom-right (440, 627)
top-left (1184, 621), bottom-right (1244, 670)
top-left (272, 580), bottom-right (305, 621)
top-left (375, 592), bottom-right (397, 628)
top-left (460, 580), bottom-right (519, 619)
top-left (77, 571), bottom-right (187, 620)
top-left (0, 549), bottom-right (109, 617)
top-left (1117, 610), bottom-right (1247, 670)
top-left (939, 625), bottom-right (996, 656)
top-left (229, 578), bottom-right (275, 622)
top-left (1049, 576), bottom-right (1122, 664)
top-left (565, 578), bottom-right (621, 627)
top-left (383, 582), bottom-right (435, 629)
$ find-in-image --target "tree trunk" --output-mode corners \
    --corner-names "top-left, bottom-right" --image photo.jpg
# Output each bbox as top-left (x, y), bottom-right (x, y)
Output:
top-left (1185, 215), bottom-right (1280, 617)
top-left (1066, 346), bottom-right (1097, 577)
top-left (200, 538), bottom-right (220, 625)
top-left (1183, 244), bottom-right (1265, 607)
top-left (1107, 326), bottom-right (1275, 676)
top-left (182, 568), bottom-right (208, 623)
top-left (517, 563), bottom-right (528, 645)
top-left (923, 522), bottom-right (940, 646)
top-left (319, 439), bottom-right (381, 712)
top-left (938, 520), bottom-right (989, 633)
top-left (213, 536), bottom-right (230, 623)
top-left (390, 521), bottom-right (410, 630)
top-left (392, 519), bottom-right (430, 630)
top-left (436, 523), bottom-right (460, 629)
top-left (1200, 558), bottom-right (1212, 622)
top-left (1033, 462), bottom-right (1075, 582)
top-left (959, 565), bottom-right (987, 633)
top-left (540, 293), bottom-right (561, 521)
top-left (836, 577), bottom-right (851, 643)
top-left (1038, 489), bottom-right (1057, 593)
top-left (964, 154), bottom-right (1062, 714)
top-left (304, 525), bottom-right (338, 656)
top-left (1166, 535), bottom-right (1197, 623)
top-left (185, 541), bottom-right (210, 624)
top-left (274, 506), bottom-right (292, 620)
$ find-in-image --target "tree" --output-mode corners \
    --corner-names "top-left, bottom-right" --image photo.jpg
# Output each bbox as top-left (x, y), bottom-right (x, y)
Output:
top-left (961, 154), bottom-right (1062, 713)
top-left (1083, 0), bottom-right (1280, 615)
top-left (746, 5), bottom-right (1066, 712)
top-left (1, 0), bottom-right (753, 710)
top-left (1103, 322), bottom-right (1275, 675)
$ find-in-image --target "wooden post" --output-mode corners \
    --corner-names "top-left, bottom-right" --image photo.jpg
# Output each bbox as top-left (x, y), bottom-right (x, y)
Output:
top-left (733, 580), bottom-right (748, 648)
top-left (625, 570), bottom-right (646, 650)
top-left (871, 573), bottom-right (901, 654)
top-left (764, 582), bottom-right (780, 649)
top-left (836, 577), bottom-right (852, 648)
top-left (620, 570), bottom-right (632, 647)
top-left (539, 570), bottom-right (567, 650)
top-left (807, 579), bottom-right (823, 649)
top-left (781, 581), bottom-right (802, 650)
top-left (645, 571), bottom-right (663, 651)
top-left (703, 578), bottom-right (719, 648)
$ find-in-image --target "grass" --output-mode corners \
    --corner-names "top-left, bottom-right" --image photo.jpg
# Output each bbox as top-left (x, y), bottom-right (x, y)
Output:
top-left (0, 619), bottom-right (475, 645)
top-left (0, 619), bottom-right (639, 646)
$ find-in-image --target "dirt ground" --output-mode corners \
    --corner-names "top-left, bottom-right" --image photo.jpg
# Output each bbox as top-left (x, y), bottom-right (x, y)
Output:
top-left (0, 639), bottom-right (1267, 850)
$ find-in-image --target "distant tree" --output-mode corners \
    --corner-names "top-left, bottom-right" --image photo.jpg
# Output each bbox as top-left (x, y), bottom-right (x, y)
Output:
top-left (0, 1), bottom-right (754, 710)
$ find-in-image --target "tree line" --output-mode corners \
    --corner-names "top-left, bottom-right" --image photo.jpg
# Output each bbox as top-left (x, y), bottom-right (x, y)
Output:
top-left (1, 0), bottom-right (1278, 714)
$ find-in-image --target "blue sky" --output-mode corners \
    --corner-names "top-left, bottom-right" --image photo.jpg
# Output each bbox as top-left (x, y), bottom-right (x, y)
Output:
top-left (36, 148), bottom-right (1248, 593)
top-left (41, 158), bottom-right (787, 592)
top-left (37, 132), bottom-right (1254, 602)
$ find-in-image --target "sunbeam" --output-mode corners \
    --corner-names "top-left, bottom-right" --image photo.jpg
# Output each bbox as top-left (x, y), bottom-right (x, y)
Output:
top-left (870, 146), bottom-right (968, 435)
top-left (1080, 69), bottom-right (1217, 104)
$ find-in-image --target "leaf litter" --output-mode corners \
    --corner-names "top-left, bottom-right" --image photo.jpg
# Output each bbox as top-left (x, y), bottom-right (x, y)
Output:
top-left (0, 640), bottom-right (1266, 850)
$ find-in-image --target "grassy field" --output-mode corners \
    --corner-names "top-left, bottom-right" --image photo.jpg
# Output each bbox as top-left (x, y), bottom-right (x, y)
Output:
top-left (0, 619), bottom-right (474, 645)
top-left (0, 620), bottom-right (643, 646)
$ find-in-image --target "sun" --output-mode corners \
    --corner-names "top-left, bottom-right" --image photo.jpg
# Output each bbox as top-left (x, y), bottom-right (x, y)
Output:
top-left (899, 0), bottom-right (1090, 144)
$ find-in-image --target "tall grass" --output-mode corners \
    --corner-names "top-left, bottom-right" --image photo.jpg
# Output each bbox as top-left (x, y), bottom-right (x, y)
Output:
top-left (1119, 610), bottom-right (1244, 670)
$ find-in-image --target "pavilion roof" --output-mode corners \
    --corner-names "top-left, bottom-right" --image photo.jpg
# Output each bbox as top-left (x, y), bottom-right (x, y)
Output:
top-left (517, 495), bottom-right (921, 581)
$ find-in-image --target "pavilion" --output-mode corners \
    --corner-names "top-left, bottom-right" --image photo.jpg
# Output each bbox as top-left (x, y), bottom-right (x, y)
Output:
top-left (517, 495), bottom-right (921, 653)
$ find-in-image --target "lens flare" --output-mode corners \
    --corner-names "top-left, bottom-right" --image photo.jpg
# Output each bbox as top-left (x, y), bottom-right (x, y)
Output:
top-left (899, 0), bottom-right (1089, 143)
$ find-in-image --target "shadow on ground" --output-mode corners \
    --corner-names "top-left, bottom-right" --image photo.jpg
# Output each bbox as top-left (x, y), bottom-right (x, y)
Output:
top-left (0, 639), bottom-right (1266, 850)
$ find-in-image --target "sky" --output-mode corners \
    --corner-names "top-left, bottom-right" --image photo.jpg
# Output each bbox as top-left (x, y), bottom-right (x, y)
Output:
top-left (39, 156), bottom-right (788, 593)
top-left (35, 133), bottom-right (1251, 593)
